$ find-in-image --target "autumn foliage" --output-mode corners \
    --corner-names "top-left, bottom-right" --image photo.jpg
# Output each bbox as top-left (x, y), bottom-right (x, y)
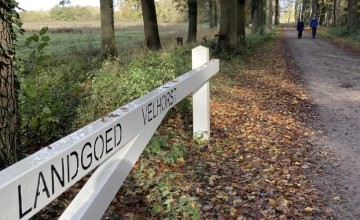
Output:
top-left (100, 33), bottom-right (331, 219)
top-left (33, 31), bottom-right (333, 219)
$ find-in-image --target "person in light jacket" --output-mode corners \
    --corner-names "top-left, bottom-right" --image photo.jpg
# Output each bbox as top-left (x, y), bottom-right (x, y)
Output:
top-left (310, 16), bottom-right (318, 39)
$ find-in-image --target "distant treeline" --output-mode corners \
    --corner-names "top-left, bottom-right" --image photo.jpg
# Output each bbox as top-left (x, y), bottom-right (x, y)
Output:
top-left (20, 4), bottom-right (189, 22)
top-left (20, 6), bottom-right (100, 21)
top-left (20, 0), bottom-right (222, 23)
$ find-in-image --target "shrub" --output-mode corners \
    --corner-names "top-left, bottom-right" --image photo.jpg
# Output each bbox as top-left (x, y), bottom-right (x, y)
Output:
top-left (74, 47), bottom-right (192, 127)
top-left (326, 26), bottom-right (360, 43)
top-left (245, 30), bottom-right (276, 51)
top-left (49, 5), bottom-right (93, 21)
top-left (19, 27), bottom-right (98, 147)
top-left (19, 11), bottom-right (50, 22)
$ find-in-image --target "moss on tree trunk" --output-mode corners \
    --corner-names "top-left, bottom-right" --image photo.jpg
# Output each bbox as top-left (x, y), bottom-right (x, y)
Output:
top-left (0, 0), bottom-right (20, 170)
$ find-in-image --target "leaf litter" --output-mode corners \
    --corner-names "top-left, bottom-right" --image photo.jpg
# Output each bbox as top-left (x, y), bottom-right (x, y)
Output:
top-left (101, 37), bottom-right (331, 219)
top-left (34, 36), bottom-right (332, 219)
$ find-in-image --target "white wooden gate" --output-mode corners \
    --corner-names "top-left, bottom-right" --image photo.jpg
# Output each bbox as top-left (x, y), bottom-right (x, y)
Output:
top-left (0, 46), bottom-right (219, 220)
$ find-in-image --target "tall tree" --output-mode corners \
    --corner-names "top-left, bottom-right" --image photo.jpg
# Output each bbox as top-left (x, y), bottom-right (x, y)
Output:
top-left (141, 0), bottom-right (161, 50)
top-left (347, 0), bottom-right (359, 28)
top-left (214, 0), bottom-right (218, 27)
top-left (100, 0), bottom-right (117, 57)
top-left (301, 0), bottom-right (307, 20)
top-left (0, 0), bottom-right (21, 170)
top-left (209, 0), bottom-right (217, 28)
top-left (187, 0), bottom-right (197, 43)
top-left (318, 0), bottom-right (327, 25)
top-left (318, 0), bottom-right (347, 26)
top-left (266, 0), bottom-right (274, 29)
top-left (332, 0), bottom-right (339, 26)
top-left (237, 0), bottom-right (246, 43)
top-left (252, 0), bottom-right (266, 33)
top-left (218, 0), bottom-right (237, 52)
top-left (311, 0), bottom-right (318, 18)
top-left (295, 0), bottom-right (302, 20)
top-left (301, 0), bottom-right (311, 23)
top-left (274, 0), bottom-right (280, 24)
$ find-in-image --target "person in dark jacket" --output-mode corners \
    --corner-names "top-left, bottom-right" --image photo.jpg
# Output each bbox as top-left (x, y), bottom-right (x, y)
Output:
top-left (297, 19), bottom-right (305, 39)
top-left (310, 16), bottom-right (318, 39)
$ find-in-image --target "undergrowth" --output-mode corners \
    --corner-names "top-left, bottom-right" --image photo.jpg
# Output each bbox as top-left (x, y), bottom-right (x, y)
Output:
top-left (320, 26), bottom-right (360, 53)
top-left (73, 48), bottom-right (192, 128)
top-left (325, 26), bottom-right (360, 43)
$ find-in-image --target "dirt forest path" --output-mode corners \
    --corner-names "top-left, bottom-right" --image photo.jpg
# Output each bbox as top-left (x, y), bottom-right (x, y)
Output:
top-left (283, 26), bottom-right (360, 219)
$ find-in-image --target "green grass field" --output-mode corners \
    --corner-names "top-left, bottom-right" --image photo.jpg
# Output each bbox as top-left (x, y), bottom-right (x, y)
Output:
top-left (16, 21), bottom-right (200, 60)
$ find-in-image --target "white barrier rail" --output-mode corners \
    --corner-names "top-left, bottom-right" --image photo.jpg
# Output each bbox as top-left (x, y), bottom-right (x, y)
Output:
top-left (0, 46), bottom-right (219, 220)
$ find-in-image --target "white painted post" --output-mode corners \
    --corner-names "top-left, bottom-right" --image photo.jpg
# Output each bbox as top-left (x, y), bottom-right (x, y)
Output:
top-left (192, 46), bottom-right (210, 140)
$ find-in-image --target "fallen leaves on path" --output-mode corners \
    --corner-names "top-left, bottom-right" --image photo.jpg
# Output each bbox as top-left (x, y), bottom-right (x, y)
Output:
top-left (194, 39), bottom-right (325, 219)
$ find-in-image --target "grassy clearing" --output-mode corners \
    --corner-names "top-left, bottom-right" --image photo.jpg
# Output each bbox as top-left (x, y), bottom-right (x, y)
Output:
top-left (17, 22), bottom-right (187, 59)
top-left (17, 21), bottom-right (216, 59)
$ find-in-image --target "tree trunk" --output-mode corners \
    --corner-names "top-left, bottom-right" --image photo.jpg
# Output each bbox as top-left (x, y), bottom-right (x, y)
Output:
top-left (218, 0), bottom-right (237, 52)
top-left (266, 0), bottom-right (274, 29)
top-left (311, 0), bottom-right (318, 18)
top-left (319, 0), bottom-right (327, 25)
top-left (209, 0), bottom-right (216, 28)
top-left (100, 0), bottom-right (117, 57)
top-left (347, 0), bottom-right (358, 28)
top-left (301, 0), bottom-right (306, 20)
top-left (237, 0), bottom-right (246, 43)
top-left (303, 0), bottom-right (312, 24)
top-left (214, 0), bottom-right (218, 27)
top-left (141, 0), bottom-right (161, 50)
top-left (209, 0), bottom-right (213, 28)
top-left (327, 1), bottom-right (332, 25)
top-left (0, 0), bottom-right (21, 170)
top-left (252, 0), bottom-right (259, 31)
top-left (295, 0), bottom-right (301, 20)
top-left (274, 0), bottom-right (280, 25)
top-left (252, 0), bottom-right (265, 33)
top-left (187, 0), bottom-right (197, 43)
top-left (339, 0), bottom-right (347, 25)
top-left (331, 0), bottom-right (338, 25)
top-left (333, 0), bottom-right (340, 26)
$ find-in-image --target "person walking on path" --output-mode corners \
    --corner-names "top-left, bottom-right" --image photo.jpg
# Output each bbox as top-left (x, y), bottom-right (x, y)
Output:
top-left (297, 19), bottom-right (305, 39)
top-left (310, 16), bottom-right (318, 39)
